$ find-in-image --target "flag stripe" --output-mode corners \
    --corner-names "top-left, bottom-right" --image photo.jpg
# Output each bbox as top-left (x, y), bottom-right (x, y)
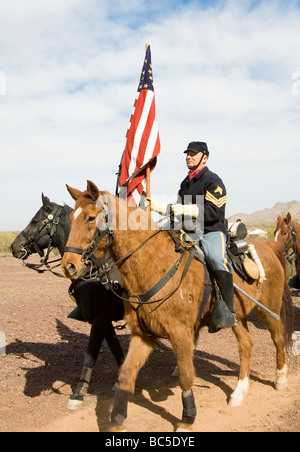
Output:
top-left (128, 90), bottom-right (154, 177)
top-left (119, 45), bottom-right (160, 207)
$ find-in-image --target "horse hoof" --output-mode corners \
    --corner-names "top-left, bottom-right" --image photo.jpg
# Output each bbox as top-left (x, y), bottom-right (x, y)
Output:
top-left (228, 395), bottom-right (243, 407)
top-left (66, 398), bottom-right (83, 410)
top-left (275, 365), bottom-right (288, 391)
top-left (275, 380), bottom-right (288, 391)
top-left (110, 426), bottom-right (127, 432)
top-left (176, 423), bottom-right (194, 432)
top-left (228, 378), bottom-right (249, 407)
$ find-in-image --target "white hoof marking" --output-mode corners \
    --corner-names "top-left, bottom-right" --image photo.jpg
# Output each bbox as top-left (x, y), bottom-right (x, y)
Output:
top-left (228, 378), bottom-right (249, 407)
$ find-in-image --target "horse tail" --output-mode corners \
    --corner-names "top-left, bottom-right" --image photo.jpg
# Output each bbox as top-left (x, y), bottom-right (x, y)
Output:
top-left (267, 240), bottom-right (294, 348)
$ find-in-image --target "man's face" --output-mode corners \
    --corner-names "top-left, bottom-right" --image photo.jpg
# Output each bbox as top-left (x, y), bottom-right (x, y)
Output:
top-left (185, 151), bottom-right (207, 170)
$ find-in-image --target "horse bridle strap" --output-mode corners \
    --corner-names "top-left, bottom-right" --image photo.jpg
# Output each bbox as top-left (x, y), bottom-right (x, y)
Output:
top-left (21, 204), bottom-right (65, 276)
top-left (65, 195), bottom-right (114, 260)
top-left (284, 222), bottom-right (299, 264)
top-left (64, 220), bottom-right (114, 267)
top-left (21, 205), bottom-right (63, 256)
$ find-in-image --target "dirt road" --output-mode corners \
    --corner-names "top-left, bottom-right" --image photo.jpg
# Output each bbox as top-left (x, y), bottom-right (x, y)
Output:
top-left (0, 256), bottom-right (299, 432)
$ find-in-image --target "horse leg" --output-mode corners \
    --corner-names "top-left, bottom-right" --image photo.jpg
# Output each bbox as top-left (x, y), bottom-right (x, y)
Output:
top-left (67, 316), bottom-right (110, 410)
top-left (257, 311), bottom-right (288, 391)
top-left (170, 330), bottom-right (197, 431)
top-left (229, 318), bottom-right (253, 407)
top-left (110, 334), bottom-right (154, 431)
top-left (105, 322), bottom-right (125, 368)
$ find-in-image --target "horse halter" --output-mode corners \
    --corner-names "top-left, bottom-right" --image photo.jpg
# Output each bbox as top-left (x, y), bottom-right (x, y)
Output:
top-left (65, 194), bottom-right (114, 271)
top-left (20, 204), bottom-right (63, 261)
top-left (282, 222), bottom-right (298, 264)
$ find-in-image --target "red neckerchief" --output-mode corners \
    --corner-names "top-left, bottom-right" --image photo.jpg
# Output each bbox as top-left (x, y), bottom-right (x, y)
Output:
top-left (188, 166), bottom-right (205, 181)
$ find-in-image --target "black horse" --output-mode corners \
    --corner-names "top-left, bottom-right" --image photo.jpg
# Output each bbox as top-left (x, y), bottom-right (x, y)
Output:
top-left (11, 194), bottom-right (125, 409)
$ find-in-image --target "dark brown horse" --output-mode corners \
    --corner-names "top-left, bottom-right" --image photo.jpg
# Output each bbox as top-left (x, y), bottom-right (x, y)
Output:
top-left (275, 213), bottom-right (300, 287)
top-left (61, 181), bottom-right (293, 432)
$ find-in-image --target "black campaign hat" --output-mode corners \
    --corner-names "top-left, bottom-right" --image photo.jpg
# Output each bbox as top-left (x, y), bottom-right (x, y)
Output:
top-left (184, 141), bottom-right (209, 156)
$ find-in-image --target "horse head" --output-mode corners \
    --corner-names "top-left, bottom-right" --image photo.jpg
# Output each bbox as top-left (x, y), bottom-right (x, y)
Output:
top-left (11, 194), bottom-right (67, 260)
top-left (274, 212), bottom-right (294, 249)
top-left (61, 180), bottom-right (114, 279)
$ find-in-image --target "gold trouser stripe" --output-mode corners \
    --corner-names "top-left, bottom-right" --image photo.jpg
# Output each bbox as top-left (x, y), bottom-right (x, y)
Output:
top-left (220, 231), bottom-right (229, 271)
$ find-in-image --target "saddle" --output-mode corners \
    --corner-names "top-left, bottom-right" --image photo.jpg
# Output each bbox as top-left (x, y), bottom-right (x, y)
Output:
top-left (171, 219), bottom-right (265, 284)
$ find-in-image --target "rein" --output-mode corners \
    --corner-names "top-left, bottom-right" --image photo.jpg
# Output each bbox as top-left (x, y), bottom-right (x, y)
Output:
top-left (283, 222), bottom-right (300, 265)
top-left (65, 195), bottom-right (196, 334)
top-left (97, 230), bottom-right (196, 307)
top-left (87, 226), bottom-right (196, 336)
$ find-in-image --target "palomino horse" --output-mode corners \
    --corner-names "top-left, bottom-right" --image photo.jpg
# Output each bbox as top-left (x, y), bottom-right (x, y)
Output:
top-left (11, 193), bottom-right (125, 409)
top-left (274, 213), bottom-right (300, 288)
top-left (61, 181), bottom-right (293, 431)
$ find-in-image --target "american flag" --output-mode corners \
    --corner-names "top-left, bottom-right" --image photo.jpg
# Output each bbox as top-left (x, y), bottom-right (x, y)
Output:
top-left (119, 45), bottom-right (160, 206)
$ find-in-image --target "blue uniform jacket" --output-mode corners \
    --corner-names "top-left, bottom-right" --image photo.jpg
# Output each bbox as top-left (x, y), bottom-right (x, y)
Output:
top-left (178, 166), bottom-right (227, 235)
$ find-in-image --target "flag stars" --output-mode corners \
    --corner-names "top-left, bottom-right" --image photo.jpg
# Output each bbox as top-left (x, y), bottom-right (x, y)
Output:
top-left (138, 51), bottom-right (154, 92)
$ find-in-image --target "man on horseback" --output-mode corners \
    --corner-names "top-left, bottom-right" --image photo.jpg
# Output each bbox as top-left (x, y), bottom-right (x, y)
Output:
top-left (145, 141), bottom-right (236, 330)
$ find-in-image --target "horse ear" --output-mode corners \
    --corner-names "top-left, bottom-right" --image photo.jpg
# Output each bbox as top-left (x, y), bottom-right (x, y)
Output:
top-left (42, 193), bottom-right (54, 212)
top-left (285, 212), bottom-right (292, 224)
top-left (66, 184), bottom-right (82, 201)
top-left (87, 180), bottom-right (100, 201)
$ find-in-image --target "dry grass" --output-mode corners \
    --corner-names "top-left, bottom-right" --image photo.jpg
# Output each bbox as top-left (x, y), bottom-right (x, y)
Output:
top-left (0, 232), bottom-right (19, 254)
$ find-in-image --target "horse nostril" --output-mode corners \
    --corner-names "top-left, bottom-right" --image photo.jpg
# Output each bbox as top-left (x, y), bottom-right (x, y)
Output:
top-left (67, 262), bottom-right (77, 276)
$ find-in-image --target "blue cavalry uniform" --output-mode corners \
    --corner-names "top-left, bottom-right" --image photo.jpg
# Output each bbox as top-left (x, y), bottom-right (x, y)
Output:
top-left (178, 165), bottom-right (230, 272)
top-left (145, 140), bottom-right (236, 330)
top-left (178, 166), bottom-right (227, 233)
top-left (177, 141), bottom-right (235, 330)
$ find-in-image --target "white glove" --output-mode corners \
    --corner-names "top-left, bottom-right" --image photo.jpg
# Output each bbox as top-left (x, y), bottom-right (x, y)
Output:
top-left (144, 197), bottom-right (168, 215)
top-left (172, 203), bottom-right (199, 218)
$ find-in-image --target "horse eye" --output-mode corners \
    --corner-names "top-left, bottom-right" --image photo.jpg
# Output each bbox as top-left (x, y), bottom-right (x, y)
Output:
top-left (87, 215), bottom-right (96, 223)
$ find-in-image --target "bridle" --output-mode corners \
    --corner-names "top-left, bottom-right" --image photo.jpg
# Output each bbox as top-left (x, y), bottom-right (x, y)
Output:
top-left (64, 194), bottom-right (115, 277)
top-left (20, 204), bottom-right (64, 275)
top-left (277, 221), bottom-right (299, 265)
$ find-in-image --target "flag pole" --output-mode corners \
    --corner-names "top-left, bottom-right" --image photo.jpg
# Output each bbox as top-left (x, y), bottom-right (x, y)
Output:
top-left (115, 150), bottom-right (124, 196)
top-left (145, 41), bottom-right (151, 221)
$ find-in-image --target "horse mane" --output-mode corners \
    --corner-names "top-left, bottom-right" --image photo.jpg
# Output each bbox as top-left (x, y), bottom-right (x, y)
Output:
top-left (292, 218), bottom-right (300, 233)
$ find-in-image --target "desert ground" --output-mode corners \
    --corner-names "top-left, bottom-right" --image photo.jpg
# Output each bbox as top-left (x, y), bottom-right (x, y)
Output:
top-left (0, 255), bottom-right (299, 432)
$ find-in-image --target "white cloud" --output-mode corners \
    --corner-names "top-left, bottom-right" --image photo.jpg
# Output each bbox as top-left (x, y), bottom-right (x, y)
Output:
top-left (0, 0), bottom-right (300, 230)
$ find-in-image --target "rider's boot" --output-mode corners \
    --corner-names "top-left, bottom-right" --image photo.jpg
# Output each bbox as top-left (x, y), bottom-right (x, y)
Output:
top-left (209, 270), bottom-right (236, 332)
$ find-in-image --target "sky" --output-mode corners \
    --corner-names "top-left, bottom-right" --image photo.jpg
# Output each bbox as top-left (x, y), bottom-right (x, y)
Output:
top-left (0, 0), bottom-right (299, 231)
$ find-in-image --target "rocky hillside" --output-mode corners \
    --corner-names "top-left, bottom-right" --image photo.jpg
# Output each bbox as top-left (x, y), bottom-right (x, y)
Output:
top-left (228, 200), bottom-right (300, 226)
